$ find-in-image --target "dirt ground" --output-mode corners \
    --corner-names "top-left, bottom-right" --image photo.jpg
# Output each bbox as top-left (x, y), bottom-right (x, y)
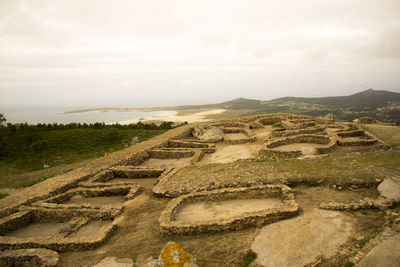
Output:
top-left (174, 198), bottom-right (285, 223)
top-left (59, 185), bottom-right (387, 266)
top-left (67, 221), bottom-right (111, 239)
top-left (6, 121), bottom-right (399, 266)
top-left (6, 222), bottom-right (69, 238)
top-left (67, 195), bottom-right (126, 206)
top-left (139, 158), bottom-right (192, 167)
top-left (272, 143), bottom-right (322, 155)
top-left (202, 143), bottom-right (263, 164)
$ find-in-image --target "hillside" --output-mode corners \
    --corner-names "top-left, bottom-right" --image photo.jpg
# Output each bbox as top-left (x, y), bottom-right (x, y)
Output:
top-left (271, 89), bottom-right (400, 110)
top-left (176, 97), bottom-right (264, 110)
top-left (174, 89), bottom-right (400, 124)
top-left (175, 89), bottom-right (399, 110)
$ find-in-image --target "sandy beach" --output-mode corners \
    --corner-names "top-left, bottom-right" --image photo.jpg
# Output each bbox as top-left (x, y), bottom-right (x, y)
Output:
top-left (124, 109), bottom-right (226, 124)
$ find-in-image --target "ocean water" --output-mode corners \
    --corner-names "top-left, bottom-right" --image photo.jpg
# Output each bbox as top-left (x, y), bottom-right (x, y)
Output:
top-left (1, 107), bottom-right (173, 125)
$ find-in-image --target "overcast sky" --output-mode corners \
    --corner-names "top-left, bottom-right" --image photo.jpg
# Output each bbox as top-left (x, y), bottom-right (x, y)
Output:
top-left (1, 0), bottom-right (400, 108)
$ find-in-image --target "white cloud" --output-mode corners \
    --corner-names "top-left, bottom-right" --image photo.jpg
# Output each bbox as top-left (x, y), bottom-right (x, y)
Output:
top-left (0, 0), bottom-right (399, 107)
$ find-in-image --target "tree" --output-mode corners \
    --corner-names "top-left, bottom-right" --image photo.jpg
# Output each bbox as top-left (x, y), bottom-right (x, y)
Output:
top-left (0, 114), bottom-right (5, 126)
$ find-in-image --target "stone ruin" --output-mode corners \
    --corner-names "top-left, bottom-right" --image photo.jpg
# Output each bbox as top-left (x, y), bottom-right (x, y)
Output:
top-left (159, 184), bottom-right (298, 234)
top-left (0, 113), bottom-right (393, 266)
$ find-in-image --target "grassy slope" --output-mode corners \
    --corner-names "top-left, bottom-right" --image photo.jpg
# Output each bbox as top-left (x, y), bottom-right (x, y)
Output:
top-left (165, 125), bottom-right (400, 193)
top-left (360, 124), bottom-right (400, 147)
top-left (0, 127), bottom-right (169, 188)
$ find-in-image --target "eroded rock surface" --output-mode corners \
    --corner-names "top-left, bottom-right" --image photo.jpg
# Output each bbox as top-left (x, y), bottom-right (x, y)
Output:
top-left (192, 125), bottom-right (224, 142)
top-left (251, 208), bottom-right (353, 267)
top-left (94, 256), bottom-right (133, 267)
top-left (357, 234), bottom-right (400, 267)
top-left (378, 177), bottom-right (400, 200)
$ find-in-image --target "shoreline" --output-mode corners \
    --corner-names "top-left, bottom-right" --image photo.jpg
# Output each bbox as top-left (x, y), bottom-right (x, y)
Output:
top-left (122, 109), bottom-right (226, 124)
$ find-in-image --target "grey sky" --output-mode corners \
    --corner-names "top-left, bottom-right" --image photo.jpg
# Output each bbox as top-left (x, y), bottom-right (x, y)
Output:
top-left (1, 0), bottom-right (400, 108)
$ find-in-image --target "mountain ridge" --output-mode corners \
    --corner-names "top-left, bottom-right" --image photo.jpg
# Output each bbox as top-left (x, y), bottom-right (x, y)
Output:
top-left (175, 89), bottom-right (399, 110)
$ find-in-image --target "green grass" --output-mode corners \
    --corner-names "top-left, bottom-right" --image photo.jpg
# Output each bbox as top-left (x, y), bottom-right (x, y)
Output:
top-left (360, 124), bottom-right (400, 147)
top-left (169, 150), bottom-right (400, 193)
top-left (360, 235), bottom-right (375, 248)
top-left (239, 250), bottom-right (257, 267)
top-left (0, 192), bottom-right (8, 199)
top-left (0, 128), bottom-right (167, 176)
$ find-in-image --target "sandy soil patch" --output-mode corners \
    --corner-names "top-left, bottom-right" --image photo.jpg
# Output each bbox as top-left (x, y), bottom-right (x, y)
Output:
top-left (294, 186), bottom-right (379, 211)
top-left (139, 158), bottom-right (192, 167)
top-left (174, 198), bottom-right (285, 223)
top-left (67, 221), bottom-right (111, 239)
top-left (272, 143), bottom-right (322, 155)
top-left (128, 109), bottom-right (226, 124)
top-left (67, 195), bottom-right (126, 206)
top-left (203, 144), bottom-right (263, 164)
top-left (6, 222), bottom-right (69, 238)
top-left (251, 126), bottom-right (273, 140)
top-left (109, 177), bottom-right (157, 189)
top-left (129, 178), bottom-right (158, 190)
top-left (223, 133), bottom-right (248, 141)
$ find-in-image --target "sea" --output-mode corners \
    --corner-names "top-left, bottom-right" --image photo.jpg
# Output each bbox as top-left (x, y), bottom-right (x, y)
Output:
top-left (1, 107), bottom-right (173, 125)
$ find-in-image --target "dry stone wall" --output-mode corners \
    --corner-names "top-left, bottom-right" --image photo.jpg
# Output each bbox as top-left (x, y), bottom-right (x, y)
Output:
top-left (159, 185), bottom-right (298, 234)
top-left (0, 248), bottom-right (59, 267)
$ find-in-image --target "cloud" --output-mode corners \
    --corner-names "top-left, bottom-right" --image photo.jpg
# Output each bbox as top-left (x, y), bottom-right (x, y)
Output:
top-left (0, 0), bottom-right (399, 107)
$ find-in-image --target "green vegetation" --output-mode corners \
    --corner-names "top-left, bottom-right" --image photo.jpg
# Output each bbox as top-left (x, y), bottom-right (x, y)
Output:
top-left (239, 250), bottom-right (257, 267)
top-left (0, 121), bottom-right (177, 176)
top-left (360, 124), bottom-right (400, 147)
top-left (344, 262), bottom-right (355, 267)
top-left (170, 150), bottom-right (400, 192)
top-left (0, 113), bottom-right (5, 126)
top-left (360, 235), bottom-right (375, 248)
top-left (173, 89), bottom-right (400, 125)
top-left (0, 192), bottom-right (8, 199)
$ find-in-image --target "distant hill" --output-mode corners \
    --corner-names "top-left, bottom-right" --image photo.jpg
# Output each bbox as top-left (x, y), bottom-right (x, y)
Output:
top-left (64, 89), bottom-right (400, 125)
top-left (173, 89), bottom-right (400, 124)
top-left (271, 89), bottom-right (400, 110)
top-left (177, 89), bottom-right (400, 110)
top-left (176, 97), bottom-right (264, 110)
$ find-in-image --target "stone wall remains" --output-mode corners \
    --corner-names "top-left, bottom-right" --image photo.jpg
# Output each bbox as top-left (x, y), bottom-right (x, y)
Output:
top-left (0, 248), bottom-right (59, 267)
top-left (159, 185), bottom-right (298, 234)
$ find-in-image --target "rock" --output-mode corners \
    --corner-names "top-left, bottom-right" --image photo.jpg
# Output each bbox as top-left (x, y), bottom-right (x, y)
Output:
top-left (192, 125), bottom-right (224, 142)
top-left (58, 224), bottom-right (72, 233)
top-left (130, 136), bottom-right (140, 146)
top-left (373, 197), bottom-right (393, 210)
top-left (94, 256), bottom-right (133, 267)
top-left (357, 234), bottom-right (400, 267)
top-left (355, 117), bottom-right (377, 124)
top-left (145, 242), bottom-right (198, 267)
top-left (251, 208), bottom-right (353, 267)
top-left (377, 177), bottom-right (400, 200)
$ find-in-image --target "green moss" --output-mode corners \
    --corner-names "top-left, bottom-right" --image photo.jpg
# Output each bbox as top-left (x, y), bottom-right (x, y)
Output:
top-left (240, 250), bottom-right (257, 267)
top-left (360, 235), bottom-right (375, 248)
